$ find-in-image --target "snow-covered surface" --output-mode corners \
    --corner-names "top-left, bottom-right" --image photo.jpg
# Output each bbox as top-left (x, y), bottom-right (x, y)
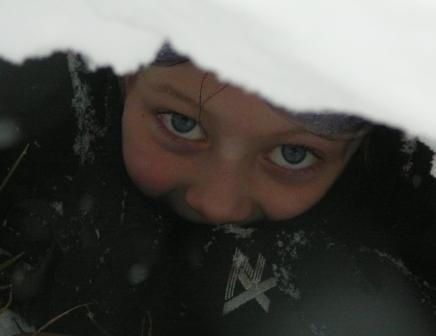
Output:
top-left (0, 0), bottom-right (435, 170)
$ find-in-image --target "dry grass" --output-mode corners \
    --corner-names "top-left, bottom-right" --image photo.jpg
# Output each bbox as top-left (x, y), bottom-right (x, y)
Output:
top-left (0, 143), bottom-right (30, 322)
top-left (0, 285), bottom-right (12, 316)
top-left (0, 144), bottom-right (112, 335)
top-left (0, 252), bottom-right (25, 273)
top-left (31, 303), bottom-right (92, 335)
top-left (0, 252), bottom-right (24, 317)
top-left (0, 143), bottom-right (30, 193)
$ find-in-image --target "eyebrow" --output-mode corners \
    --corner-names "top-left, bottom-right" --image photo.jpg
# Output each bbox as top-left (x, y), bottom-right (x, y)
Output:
top-left (148, 80), bottom-right (368, 142)
top-left (150, 81), bottom-right (199, 109)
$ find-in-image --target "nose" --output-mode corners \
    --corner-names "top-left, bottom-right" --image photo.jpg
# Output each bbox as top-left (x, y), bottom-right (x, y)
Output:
top-left (185, 166), bottom-right (255, 225)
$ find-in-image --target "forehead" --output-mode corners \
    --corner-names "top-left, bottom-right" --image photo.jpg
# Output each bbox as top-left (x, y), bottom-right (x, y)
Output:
top-left (140, 62), bottom-right (214, 90)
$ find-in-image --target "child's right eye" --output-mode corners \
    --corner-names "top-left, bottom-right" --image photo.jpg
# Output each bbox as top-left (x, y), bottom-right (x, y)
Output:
top-left (155, 110), bottom-right (205, 141)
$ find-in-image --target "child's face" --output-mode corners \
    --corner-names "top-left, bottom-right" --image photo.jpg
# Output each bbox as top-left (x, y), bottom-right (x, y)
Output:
top-left (122, 63), bottom-right (360, 225)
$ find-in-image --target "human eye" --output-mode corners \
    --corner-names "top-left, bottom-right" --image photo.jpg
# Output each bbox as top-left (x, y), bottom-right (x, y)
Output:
top-left (268, 144), bottom-right (321, 170)
top-left (155, 110), bottom-right (205, 141)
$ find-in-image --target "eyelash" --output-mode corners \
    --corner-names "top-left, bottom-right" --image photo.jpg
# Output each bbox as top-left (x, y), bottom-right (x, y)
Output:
top-left (151, 107), bottom-right (325, 175)
top-left (264, 145), bottom-right (324, 175)
top-left (152, 108), bottom-right (204, 145)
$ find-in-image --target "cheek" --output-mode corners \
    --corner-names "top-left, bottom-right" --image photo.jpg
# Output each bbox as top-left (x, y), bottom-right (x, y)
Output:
top-left (123, 144), bottom-right (176, 196)
top-left (122, 111), bottom-right (181, 197)
top-left (258, 165), bottom-right (346, 220)
top-left (260, 186), bottom-right (323, 220)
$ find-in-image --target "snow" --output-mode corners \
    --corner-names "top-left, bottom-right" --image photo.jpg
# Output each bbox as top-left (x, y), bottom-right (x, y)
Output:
top-left (359, 247), bottom-right (436, 312)
top-left (359, 247), bottom-right (412, 276)
top-left (271, 230), bottom-right (309, 299)
top-left (221, 224), bottom-right (256, 239)
top-left (0, 1), bottom-right (436, 172)
top-left (400, 135), bottom-right (418, 177)
top-left (309, 323), bottom-right (327, 336)
top-left (51, 201), bottom-right (64, 216)
top-left (68, 54), bottom-right (107, 165)
top-left (0, 309), bottom-right (34, 336)
top-left (271, 263), bottom-right (301, 299)
top-left (420, 136), bottom-right (436, 177)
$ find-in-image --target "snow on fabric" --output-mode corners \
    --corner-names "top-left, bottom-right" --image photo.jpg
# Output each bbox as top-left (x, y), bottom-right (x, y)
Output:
top-left (0, 0), bottom-right (435, 172)
top-left (0, 309), bottom-right (34, 336)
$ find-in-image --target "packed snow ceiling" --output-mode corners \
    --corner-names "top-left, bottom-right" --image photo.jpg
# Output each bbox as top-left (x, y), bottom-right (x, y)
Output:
top-left (0, 0), bottom-right (435, 171)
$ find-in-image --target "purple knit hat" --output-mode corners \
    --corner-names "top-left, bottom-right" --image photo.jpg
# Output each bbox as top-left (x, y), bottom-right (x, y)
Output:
top-left (152, 43), bottom-right (371, 138)
top-left (152, 42), bottom-right (190, 66)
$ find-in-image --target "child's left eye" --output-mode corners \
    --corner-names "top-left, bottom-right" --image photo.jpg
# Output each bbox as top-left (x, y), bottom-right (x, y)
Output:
top-left (157, 111), bottom-right (205, 141)
top-left (269, 144), bottom-right (320, 170)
